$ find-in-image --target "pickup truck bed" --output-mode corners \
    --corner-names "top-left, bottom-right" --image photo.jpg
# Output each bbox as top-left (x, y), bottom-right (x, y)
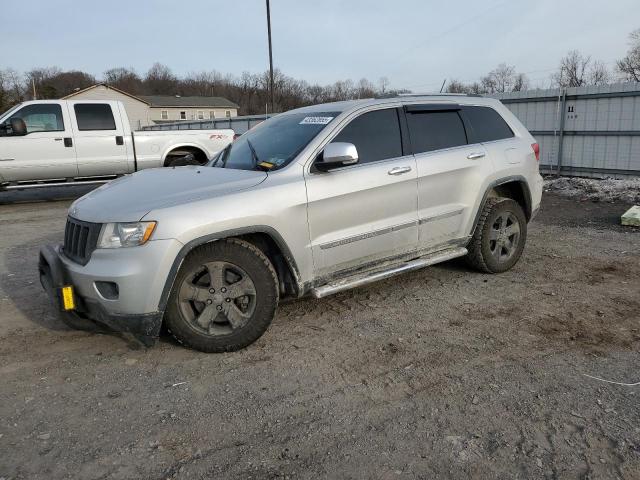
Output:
top-left (0, 100), bottom-right (234, 190)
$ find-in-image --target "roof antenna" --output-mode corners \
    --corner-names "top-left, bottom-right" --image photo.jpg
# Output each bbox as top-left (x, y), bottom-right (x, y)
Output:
top-left (439, 79), bottom-right (446, 93)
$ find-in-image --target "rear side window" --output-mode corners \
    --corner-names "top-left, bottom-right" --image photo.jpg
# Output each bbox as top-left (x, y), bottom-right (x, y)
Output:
top-left (74, 104), bottom-right (116, 131)
top-left (333, 108), bottom-right (402, 164)
top-left (406, 110), bottom-right (467, 154)
top-left (463, 106), bottom-right (513, 143)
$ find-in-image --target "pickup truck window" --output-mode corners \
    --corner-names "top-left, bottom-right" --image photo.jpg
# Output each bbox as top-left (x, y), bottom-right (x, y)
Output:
top-left (406, 110), bottom-right (468, 154)
top-left (74, 104), bottom-right (116, 131)
top-left (216, 111), bottom-right (339, 171)
top-left (9, 104), bottom-right (65, 134)
top-left (333, 108), bottom-right (402, 164)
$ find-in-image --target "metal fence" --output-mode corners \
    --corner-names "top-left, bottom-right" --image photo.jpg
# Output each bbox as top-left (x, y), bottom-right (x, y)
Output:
top-left (494, 83), bottom-right (640, 178)
top-left (141, 114), bottom-right (273, 135)
top-left (143, 83), bottom-right (640, 178)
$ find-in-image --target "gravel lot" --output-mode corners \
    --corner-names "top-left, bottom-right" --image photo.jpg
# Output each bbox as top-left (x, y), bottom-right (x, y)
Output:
top-left (0, 188), bottom-right (639, 479)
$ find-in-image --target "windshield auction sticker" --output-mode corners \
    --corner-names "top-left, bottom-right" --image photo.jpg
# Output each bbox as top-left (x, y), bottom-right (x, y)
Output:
top-left (299, 116), bottom-right (334, 125)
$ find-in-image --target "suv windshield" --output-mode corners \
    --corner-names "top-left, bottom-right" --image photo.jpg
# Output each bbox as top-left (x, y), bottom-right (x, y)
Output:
top-left (212, 111), bottom-right (339, 171)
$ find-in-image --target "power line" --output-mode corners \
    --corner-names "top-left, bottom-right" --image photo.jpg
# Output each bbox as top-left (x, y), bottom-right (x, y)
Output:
top-left (388, 0), bottom-right (510, 75)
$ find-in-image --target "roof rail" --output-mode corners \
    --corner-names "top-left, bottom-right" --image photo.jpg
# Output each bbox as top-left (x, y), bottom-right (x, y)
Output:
top-left (397, 92), bottom-right (484, 97)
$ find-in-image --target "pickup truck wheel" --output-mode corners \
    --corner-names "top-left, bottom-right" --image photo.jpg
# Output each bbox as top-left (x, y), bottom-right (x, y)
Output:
top-left (165, 239), bottom-right (279, 352)
top-left (465, 197), bottom-right (527, 273)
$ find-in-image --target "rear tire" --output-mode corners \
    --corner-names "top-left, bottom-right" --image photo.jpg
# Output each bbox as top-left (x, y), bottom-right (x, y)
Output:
top-left (466, 197), bottom-right (527, 273)
top-left (165, 239), bottom-right (279, 353)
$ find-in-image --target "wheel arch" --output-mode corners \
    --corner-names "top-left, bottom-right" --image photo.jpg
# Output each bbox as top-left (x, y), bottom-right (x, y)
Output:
top-left (157, 226), bottom-right (302, 312)
top-left (470, 176), bottom-right (532, 236)
top-left (162, 143), bottom-right (210, 166)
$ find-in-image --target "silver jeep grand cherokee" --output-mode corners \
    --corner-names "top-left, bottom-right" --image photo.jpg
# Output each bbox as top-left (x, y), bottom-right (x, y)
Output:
top-left (39, 95), bottom-right (543, 352)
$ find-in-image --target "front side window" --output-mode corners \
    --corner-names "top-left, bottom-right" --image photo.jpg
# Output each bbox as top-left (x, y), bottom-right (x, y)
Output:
top-left (406, 110), bottom-right (467, 154)
top-left (332, 108), bottom-right (402, 164)
top-left (213, 111), bottom-right (339, 171)
top-left (9, 104), bottom-right (64, 133)
top-left (463, 106), bottom-right (514, 143)
top-left (74, 104), bottom-right (116, 131)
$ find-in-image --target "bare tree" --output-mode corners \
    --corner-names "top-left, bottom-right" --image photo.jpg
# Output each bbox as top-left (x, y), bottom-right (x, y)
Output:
top-left (445, 79), bottom-right (468, 93)
top-left (0, 68), bottom-right (25, 112)
top-left (378, 76), bottom-right (390, 95)
top-left (552, 50), bottom-right (614, 87)
top-left (355, 78), bottom-right (376, 98)
top-left (104, 67), bottom-right (143, 94)
top-left (551, 50), bottom-right (591, 87)
top-left (617, 29), bottom-right (640, 82)
top-left (588, 60), bottom-right (612, 86)
top-left (144, 63), bottom-right (178, 95)
top-left (476, 63), bottom-right (529, 93)
top-left (513, 73), bottom-right (529, 91)
top-left (24, 68), bottom-right (95, 99)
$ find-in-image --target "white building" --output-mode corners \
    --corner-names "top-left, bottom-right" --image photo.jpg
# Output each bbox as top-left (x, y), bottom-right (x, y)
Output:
top-left (63, 84), bottom-right (239, 130)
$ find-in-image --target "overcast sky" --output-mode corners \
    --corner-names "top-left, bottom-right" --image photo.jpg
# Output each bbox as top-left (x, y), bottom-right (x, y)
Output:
top-left (3, 0), bottom-right (639, 90)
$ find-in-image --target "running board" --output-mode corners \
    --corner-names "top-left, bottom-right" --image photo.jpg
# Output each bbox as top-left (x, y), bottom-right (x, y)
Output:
top-left (311, 247), bottom-right (468, 298)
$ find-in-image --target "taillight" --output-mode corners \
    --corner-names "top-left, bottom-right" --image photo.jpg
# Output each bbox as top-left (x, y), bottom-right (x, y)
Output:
top-left (531, 143), bottom-right (540, 162)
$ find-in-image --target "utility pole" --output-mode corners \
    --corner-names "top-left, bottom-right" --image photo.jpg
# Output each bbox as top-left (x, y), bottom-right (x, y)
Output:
top-left (266, 0), bottom-right (275, 114)
top-left (32, 78), bottom-right (37, 100)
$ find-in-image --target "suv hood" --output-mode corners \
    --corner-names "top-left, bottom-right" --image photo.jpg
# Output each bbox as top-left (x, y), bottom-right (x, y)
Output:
top-left (70, 167), bottom-right (267, 223)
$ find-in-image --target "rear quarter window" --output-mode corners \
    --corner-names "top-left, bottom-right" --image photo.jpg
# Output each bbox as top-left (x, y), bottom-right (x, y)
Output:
top-left (463, 106), bottom-right (514, 143)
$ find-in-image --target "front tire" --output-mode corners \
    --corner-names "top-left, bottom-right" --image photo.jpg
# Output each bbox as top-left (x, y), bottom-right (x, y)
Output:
top-left (165, 239), bottom-right (279, 352)
top-left (466, 197), bottom-right (527, 273)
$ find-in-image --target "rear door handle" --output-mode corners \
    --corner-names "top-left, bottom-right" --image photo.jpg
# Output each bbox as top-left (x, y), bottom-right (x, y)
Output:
top-left (0, 158), bottom-right (15, 161)
top-left (388, 166), bottom-right (412, 175)
top-left (467, 152), bottom-right (485, 160)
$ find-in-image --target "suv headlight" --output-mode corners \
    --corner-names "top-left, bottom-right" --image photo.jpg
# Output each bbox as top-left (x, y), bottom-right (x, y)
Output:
top-left (97, 222), bottom-right (157, 249)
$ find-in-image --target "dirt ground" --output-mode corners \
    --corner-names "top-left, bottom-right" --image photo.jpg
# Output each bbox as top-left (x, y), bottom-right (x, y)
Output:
top-left (0, 190), bottom-right (639, 480)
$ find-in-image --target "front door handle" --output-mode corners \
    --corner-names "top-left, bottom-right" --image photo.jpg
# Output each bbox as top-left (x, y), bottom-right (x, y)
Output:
top-left (467, 152), bottom-right (485, 160)
top-left (0, 158), bottom-right (15, 161)
top-left (388, 166), bottom-right (412, 176)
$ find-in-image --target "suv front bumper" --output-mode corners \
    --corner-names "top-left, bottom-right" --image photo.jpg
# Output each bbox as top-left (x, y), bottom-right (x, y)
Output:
top-left (38, 240), bottom-right (182, 344)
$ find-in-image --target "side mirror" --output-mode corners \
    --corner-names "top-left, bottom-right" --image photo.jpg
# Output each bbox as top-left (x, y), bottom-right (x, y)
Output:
top-left (10, 118), bottom-right (27, 136)
top-left (316, 142), bottom-right (359, 171)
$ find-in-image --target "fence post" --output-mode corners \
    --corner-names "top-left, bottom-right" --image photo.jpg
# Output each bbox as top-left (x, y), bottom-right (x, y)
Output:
top-left (556, 88), bottom-right (567, 176)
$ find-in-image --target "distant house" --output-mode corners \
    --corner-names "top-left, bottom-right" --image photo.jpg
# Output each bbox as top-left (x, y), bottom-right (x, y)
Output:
top-left (62, 84), bottom-right (239, 130)
top-left (139, 95), bottom-right (239, 124)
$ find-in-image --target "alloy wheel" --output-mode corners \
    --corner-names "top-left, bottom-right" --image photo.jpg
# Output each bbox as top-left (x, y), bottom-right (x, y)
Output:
top-left (488, 212), bottom-right (521, 263)
top-left (178, 261), bottom-right (257, 336)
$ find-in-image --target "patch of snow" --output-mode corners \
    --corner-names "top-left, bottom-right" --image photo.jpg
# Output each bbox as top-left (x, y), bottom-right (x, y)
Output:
top-left (544, 176), bottom-right (640, 203)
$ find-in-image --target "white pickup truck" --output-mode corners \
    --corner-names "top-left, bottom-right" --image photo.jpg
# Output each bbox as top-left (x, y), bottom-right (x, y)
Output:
top-left (0, 99), bottom-right (234, 190)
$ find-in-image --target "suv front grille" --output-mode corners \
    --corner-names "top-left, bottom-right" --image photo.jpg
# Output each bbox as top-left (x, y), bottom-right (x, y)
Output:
top-left (63, 217), bottom-right (102, 265)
